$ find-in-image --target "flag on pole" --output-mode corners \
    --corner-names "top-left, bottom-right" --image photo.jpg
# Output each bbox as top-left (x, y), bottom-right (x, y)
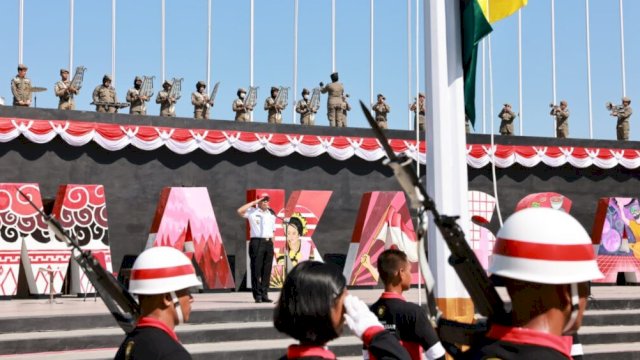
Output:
top-left (462, 0), bottom-right (527, 127)
top-left (480, 0), bottom-right (528, 24)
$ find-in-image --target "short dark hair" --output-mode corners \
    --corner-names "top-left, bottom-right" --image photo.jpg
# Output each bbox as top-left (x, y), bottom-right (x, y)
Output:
top-left (377, 249), bottom-right (408, 285)
top-left (274, 261), bottom-right (346, 345)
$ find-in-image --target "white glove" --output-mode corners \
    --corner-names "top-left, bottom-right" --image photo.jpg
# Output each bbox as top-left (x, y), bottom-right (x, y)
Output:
top-left (343, 294), bottom-right (383, 338)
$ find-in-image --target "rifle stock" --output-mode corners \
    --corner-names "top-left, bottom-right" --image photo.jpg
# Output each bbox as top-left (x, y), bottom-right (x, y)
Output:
top-left (17, 188), bottom-right (140, 333)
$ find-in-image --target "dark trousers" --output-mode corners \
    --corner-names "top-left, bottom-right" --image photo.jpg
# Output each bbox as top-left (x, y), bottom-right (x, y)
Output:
top-left (249, 237), bottom-right (274, 300)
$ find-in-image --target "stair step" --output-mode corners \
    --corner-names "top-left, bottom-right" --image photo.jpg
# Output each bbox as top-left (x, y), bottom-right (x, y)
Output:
top-left (582, 342), bottom-right (640, 360)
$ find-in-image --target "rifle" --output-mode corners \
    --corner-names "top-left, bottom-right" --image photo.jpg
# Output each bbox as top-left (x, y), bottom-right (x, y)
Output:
top-left (16, 188), bottom-right (140, 334)
top-left (358, 101), bottom-right (508, 351)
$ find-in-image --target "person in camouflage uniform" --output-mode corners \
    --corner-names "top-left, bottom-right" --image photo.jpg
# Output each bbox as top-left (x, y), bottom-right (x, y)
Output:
top-left (92, 75), bottom-right (118, 113)
top-left (295, 88), bottom-right (316, 126)
top-left (410, 93), bottom-right (426, 131)
top-left (550, 100), bottom-right (569, 138)
top-left (54, 68), bottom-right (77, 110)
top-left (126, 76), bottom-right (150, 115)
top-left (264, 87), bottom-right (285, 124)
top-left (11, 64), bottom-right (32, 107)
top-left (232, 88), bottom-right (252, 122)
top-left (498, 103), bottom-right (517, 136)
top-left (320, 72), bottom-right (345, 127)
top-left (612, 97), bottom-right (633, 141)
top-left (372, 94), bottom-right (391, 129)
top-left (191, 81), bottom-right (212, 120)
top-left (156, 80), bottom-right (177, 117)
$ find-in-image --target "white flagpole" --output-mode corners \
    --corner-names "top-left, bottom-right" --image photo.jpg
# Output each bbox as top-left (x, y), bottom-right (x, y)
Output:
top-left (482, 39), bottom-right (486, 134)
top-left (161, 0), bottom-right (165, 82)
top-left (18, 0), bottom-right (24, 64)
top-left (586, 0), bottom-right (593, 139)
top-left (112, 0), bottom-right (116, 83)
top-left (370, 0), bottom-right (374, 108)
top-left (207, 0), bottom-right (212, 90)
top-left (407, 0), bottom-right (412, 130)
top-left (293, 0), bottom-right (299, 124)
top-left (332, 0), bottom-right (336, 72)
top-left (518, 10), bottom-right (523, 135)
top-left (415, 0), bottom-right (422, 305)
top-left (250, 0), bottom-right (254, 121)
top-left (69, 0), bottom-right (74, 71)
top-left (619, 0), bottom-right (626, 96)
top-left (551, 0), bottom-right (557, 136)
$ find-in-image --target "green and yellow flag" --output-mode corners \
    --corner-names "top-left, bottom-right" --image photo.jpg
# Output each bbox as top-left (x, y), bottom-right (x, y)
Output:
top-left (462, 0), bottom-right (527, 128)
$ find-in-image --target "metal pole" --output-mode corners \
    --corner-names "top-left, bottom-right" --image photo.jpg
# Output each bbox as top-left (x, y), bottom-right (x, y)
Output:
top-left (407, 0), bottom-right (412, 130)
top-left (112, 0), bottom-right (116, 83)
top-left (18, 0), bottom-right (24, 64)
top-left (518, 10), bottom-right (523, 135)
top-left (207, 0), bottom-right (212, 89)
top-left (370, 0), bottom-right (374, 108)
top-left (331, 0), bottom-right (336, 72)
top-left (619, 0), bottom-right (626, 96)
top-left (586, 0), bottom-right (593, 139)
top-left (415, 0), bottom-right (419, 138)
top-left (551, 0), bottom-right (557, 136)
top-left (293, 0), bottom-right (299, 124)
top-left (69, 0), bottom-right (74, 71)
top-left (161, 0), bottom-right (165, 82)
top-left (482, 40), bottom-right (486, 134)
top-left (250, 0), bottom-right (254, 121)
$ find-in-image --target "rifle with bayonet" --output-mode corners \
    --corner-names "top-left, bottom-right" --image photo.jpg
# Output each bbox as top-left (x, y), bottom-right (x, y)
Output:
top-left (17, 188), bottom-right (140, 334)
top-left (358, 101), bottom-right (508, 354)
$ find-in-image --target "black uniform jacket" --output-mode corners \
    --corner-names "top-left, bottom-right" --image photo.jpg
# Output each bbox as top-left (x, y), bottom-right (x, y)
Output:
top-left (114, 317), bottom-right (191, 360)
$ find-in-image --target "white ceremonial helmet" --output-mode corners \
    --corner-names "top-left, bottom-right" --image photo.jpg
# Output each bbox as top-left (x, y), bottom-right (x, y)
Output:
top-left (129, 246), bottom-right (201, 295)
top-left (490, 207), bottom-right (603, 284)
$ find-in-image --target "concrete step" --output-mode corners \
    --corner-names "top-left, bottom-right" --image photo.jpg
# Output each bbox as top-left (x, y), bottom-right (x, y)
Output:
top-left (582, 308), bottom-right (640, 326)
top-left (582, 342), bottom-right (640, 360)
top-left (578, 325), bottom-right (640, 345)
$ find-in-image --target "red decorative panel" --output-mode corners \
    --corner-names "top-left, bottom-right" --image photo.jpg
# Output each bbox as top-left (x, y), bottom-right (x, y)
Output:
top-left (51, 185), bottom-right (112, 294)
top-left (147, 187), bottom-right (234, 290)
top-left (344, 192), bottom-right (419, 286)
top-left (0, 184), bottom-right (70, 295)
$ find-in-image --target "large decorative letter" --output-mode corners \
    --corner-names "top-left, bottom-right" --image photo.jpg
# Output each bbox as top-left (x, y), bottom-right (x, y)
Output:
top-left (344, 192), bottom-right (419, 286)
top-left (147, 187), bottom-right (235, 289)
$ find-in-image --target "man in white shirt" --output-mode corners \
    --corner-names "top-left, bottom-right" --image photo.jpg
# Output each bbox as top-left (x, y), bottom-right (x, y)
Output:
top-left (237, 193), bottom-right (277, 303)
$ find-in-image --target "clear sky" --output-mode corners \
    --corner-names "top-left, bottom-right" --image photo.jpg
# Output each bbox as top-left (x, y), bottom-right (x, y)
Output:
top-left (0, 0), bottom-right (637, 141)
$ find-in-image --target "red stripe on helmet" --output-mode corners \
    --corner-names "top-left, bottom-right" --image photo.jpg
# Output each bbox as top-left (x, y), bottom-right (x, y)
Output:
top-left (494, 238), bottom-right (595, 261)
top-left (131, 264), bottom-right (194, 280)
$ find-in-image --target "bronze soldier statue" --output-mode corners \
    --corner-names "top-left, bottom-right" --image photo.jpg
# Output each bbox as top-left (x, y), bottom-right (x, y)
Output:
top-left (11, 64), bottom-right (32, 107)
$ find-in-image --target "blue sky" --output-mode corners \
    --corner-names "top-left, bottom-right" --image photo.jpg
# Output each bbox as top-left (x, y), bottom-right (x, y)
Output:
top-left (0, 1), bottom-right (638, 141)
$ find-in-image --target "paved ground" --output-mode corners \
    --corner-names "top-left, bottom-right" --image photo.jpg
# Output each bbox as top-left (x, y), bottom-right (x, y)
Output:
top-left (0, 286), bottom-right (638, 319)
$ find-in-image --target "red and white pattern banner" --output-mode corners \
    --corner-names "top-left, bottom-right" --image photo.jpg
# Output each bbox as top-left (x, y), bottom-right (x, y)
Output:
top-left (1, 117), bottom-right (639, 169)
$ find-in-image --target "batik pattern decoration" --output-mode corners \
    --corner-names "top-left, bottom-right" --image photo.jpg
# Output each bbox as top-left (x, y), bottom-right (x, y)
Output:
top-left (0, 184), bottom-right (70, 296)
top-left (343, 192), bottom-right (419, 286)
top-left (270, 190), bottom-right (332, 288)
top-left (51, 184), bottom-right (111, 295)
top-left (592, 197), bottom-right (640, 283)
top-left (147, 187), bottom-right (234, 289)
top-left (468, 190), bottom-right (497, 270)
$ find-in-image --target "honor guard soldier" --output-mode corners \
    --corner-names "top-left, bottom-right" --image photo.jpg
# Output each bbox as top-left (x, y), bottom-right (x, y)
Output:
top-left (499, 103), bottom-right (517, 136)
top-left (463, 208), bottom-right (603, 360)
top-left (233, 88), bottom-right (252, 122)
top-left (237, 193), bottom-right (276, 303)
top-left (264, 86), bottom-right (285, 124)
top-left (11, 64), bottom-right (32, 107)
top-left (320, 72), bottom-right (345, 127)
top-left (372, 94), bottom-right (391, 129)
top-left (156, 80), bottom-right (177, 117)
top-left (550, 100), bottom-right (570, 138)
top-left (114, 246), bottom-right (201, 360)
top-left (409, 93), bottom-right (426, 131)
top-left (127, 76), bottom-right (149, 115)
top-left (92, 74), bottom-right (118, 113)
top-left (611, 97), bottom-right (633, 141)
top-left (295, 88), bottom-right (316, 126)
top-left (54, 69), bottom-right (77, 110)
top-left (191, 81), bottom-right (211, 120)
